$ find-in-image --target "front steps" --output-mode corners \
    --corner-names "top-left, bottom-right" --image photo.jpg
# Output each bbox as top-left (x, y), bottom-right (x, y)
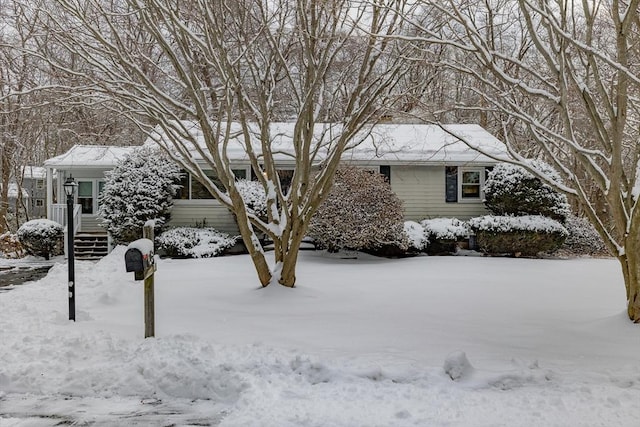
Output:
top-left (74, 232), bottom-right (109, 260)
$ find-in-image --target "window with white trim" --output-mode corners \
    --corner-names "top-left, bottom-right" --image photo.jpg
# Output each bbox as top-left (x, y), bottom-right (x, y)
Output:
top-left (460, 169), bottom-right (482, 200)
top-left (445, 166), bottom-right (489, 202)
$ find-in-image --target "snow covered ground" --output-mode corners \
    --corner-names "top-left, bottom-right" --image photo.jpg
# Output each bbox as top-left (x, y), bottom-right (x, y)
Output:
top-left (1, 248), bottom-right (639, 426)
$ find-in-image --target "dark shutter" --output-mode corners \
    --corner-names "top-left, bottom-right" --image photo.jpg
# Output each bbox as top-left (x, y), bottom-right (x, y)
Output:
top-left (445, 166), bottom-right (458, 203)
top-left (380, 165), bottom-right (391, 183)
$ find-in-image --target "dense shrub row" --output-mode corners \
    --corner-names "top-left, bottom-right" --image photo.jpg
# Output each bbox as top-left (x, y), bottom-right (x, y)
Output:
top-left (156, 227), bottom-right (237, 258)
top-left (468, 215), bottom-right (568, 256)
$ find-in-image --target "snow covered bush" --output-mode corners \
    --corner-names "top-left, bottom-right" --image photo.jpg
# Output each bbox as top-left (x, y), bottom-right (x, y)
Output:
top-left (230, 179), bottom-right (267, 220)
top-left (98, 146), bottom-right (182, 244)
top-left (16, 219), bottom-right (63, 260)
top-left (561, 214), bottom-right (610, 256)
top-left (309, 166), bottom-right (407, 255)
top-left (404, 221), bottom-right (427, 252)
top-left (468, 215), bottom-right (568, 256)
top-left (156, 227), bottom-right (238, 258)
top-left (421, 218), bottom-right (469, 254)
top-left (421, 218), bottom-right (469, 241)
top-left (484, 162), bottom-right (571, 222)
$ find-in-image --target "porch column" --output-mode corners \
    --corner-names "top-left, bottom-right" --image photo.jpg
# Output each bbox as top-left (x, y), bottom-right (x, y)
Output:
top-left (46, 166), bottom-right (54, 220)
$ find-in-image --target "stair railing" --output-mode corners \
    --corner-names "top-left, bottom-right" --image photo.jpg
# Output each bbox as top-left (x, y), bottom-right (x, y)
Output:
top-left (62, 204), bottom-right (82, 258)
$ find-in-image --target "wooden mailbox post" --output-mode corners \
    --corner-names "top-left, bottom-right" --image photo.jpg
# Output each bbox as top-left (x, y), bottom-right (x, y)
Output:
top-left (124, 223), bottom-right (156, 338)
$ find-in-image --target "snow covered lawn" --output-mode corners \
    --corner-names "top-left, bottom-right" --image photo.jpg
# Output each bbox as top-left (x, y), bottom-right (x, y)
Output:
top-left (1, 248), bottom-right (639, 426)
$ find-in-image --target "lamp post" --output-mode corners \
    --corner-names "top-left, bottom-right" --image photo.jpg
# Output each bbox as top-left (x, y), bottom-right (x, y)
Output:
top-left (63, 175), bottom-right (77, 322)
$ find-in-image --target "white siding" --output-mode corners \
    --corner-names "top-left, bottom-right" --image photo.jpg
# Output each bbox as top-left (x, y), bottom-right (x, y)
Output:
top-left (391, 165), bottom-right (489, 221)
top-left (168, 200), bottom-right (240, 235)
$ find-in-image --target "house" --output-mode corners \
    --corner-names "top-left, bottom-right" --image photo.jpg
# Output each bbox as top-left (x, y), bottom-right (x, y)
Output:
top-left (1, 166), bottom-right (49, 222)
top-left (1, 183), bottom-right (29, 217)
top-left (44, 123), bottom-right (508, 253)
top-left (20, 166), bottom-right (49, 219)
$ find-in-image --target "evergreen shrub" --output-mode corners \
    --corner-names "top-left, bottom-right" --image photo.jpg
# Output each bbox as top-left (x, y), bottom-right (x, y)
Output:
top-left (561, 214), bottom-right (610, 256)
top-left (468, 215), bottom-right (568, 256)
top-left (232, 179), bottom-right (268, 220)
top-left (484, 162), bottom-right (570, 222)
top-left (421, 218), bottom-right (469, 254)
top-left (404, 221), bottom-right (428, 252)
top-left (17, 219), bottom-right (63, 260)
top-left (309, 166), bottom-right (407, 255)
top-left (98, 146), bottom-right (182, 244)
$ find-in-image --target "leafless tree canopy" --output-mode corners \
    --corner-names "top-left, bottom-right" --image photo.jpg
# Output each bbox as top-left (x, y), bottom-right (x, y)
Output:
top-left (402, 0), bottom-right (640, 321)
top-left (31, 0), bottom-right (415, 287)
top-left (2, 0), bottom-right (639, 320)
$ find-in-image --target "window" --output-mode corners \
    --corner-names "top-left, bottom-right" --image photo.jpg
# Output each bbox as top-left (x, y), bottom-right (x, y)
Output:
top-left (380, 165), bottom-right (391, 183)
top-left (178, 170), bottom-right (190, 200)
top-left (251, 167), bottom-right (293, 193)
top-left (461, 170), bottom-right (481, 199)
top-left (35, 199), bottom-right (44, 207)
top-left (277, 169), bottom-right (294, 194)
top-left (190, 169), bottom-right (248, 199)
top-left (35, 179), bottom-right (45, 190)
top-left (77, 181), bottom-right (94, 214)
top-left (445, 166), bottom-right (488, 203)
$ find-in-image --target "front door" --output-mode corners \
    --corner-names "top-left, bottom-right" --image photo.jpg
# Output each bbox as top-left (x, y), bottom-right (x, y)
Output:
top-left (77, 180), bottom-right (106, 215)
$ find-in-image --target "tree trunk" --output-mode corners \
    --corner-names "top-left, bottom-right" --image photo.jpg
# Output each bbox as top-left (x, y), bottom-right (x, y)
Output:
top-left (231, 196), bottom-right (272, 287)
top-left (0, 172), bottom-right (10, 234)
top-left (279, 242), bottom-right (302, 288)
top-left (276, 218), bottom-right (307, 288)
top-left (621, 256), bottom-right (640, 322)
top-left (622, 233), bottom-right (640, 322)
top-left (249, 243), bottom-right (272, 287)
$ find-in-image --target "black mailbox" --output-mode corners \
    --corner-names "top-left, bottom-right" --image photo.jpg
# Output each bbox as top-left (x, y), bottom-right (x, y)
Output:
top-left (125, 239), bottom-right (155, 280)
top-left (125, 248), bottom-right (147, 272)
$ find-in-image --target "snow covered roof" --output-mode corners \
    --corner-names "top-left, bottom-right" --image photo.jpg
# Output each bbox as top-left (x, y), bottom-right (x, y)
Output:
top-left (20, 166), bottom-right (47, 179)
top-left (146, 122), bottom-right (508, 166)
top-left (45, 123), bottom-right (508, 169)
top-left (1, 183), bottom-right (29, 199)
top-left (343, 124), bottom-right (508, 164)
top-left (44, 145), bottom-right (136, 169)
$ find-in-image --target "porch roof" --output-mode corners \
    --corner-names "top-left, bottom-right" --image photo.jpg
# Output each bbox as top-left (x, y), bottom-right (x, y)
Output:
top-left (44, 145), bottom-right (135, 169)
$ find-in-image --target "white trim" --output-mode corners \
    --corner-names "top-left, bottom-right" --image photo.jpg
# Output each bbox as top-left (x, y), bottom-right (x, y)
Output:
top-left (173, 199), bottom-right (222, 206)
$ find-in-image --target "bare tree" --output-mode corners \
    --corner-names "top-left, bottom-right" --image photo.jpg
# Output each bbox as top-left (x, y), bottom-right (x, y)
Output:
top-left (0, 0), bottom-right (143, 233)
top-left (0, 0), bottom-right (45, 232)
top-left (39, 0), bottom-right (414, 287)
top-left (403, 0), bottom-right (640, 321)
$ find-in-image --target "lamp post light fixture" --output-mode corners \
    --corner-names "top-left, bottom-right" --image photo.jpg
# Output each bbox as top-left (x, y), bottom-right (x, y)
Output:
top-left (63, 175), bottom-right (77, 322)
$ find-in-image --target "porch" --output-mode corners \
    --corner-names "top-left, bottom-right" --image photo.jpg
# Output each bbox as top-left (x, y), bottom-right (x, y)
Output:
top-left (51, 204), bottom-right (110, 259)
